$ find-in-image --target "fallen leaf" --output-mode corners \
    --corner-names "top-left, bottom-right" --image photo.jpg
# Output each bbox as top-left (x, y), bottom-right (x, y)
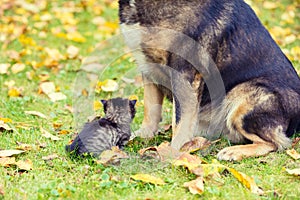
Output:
top-left (0, 157), bottom-right (16, 166)
top-left (228, 168), bottom-right (264, 195)
top-left (11, 63), bottom-right (25, 74)
top-left (173, 152), bottom-right (204, 175)
top-left (25, 111), bottom-right (47, 119)
top-left (48, 92), bottom-right (67, 102)
top-left (100, 79), bottom-right (119, 92)
top-left (0, 118), bottom-right (12, 123)
top-left (16, 142), bottom-right (32, 151)
top-left (180, 137), bottom-right (212, 153)
top-left (131, 174), bottom-right (165, 185)
top-left (4, 80), bottom-right (15, 88)
top-left (0, 150), bottom-right (24, 157)
top-left (0, 121), bottom-right (12, 132)
top-left (41, 128), bottom-right (61, 141)
top-left (183, 177), bottom-right (204, 195)
top-left (97, 146), bottom-right (129, 165)
top-left (286, 149), bottom-right (300, 160)
top-left (8, 87), bottom-right (22, 97)
top-left (42, 154), bottom-right (59, 161)
top-left (201, 162), bottom-right (225, 178)
top-left (292, 137), bottom-right (300, 147)
top-left (286, 168), bottom-right (300, 176)
top-left (0, 184), bottom-right (4, 196)
top-left (66, 45), bottom-right (79, 59)
top-left (139, 142), bottom-right (181, 162)
top-left (39, 82), bottom-right (55, 95)
top-left (0, 63), bottom-right (10, 74)
top-left (59, 130), bottom-right (70, 135)
top-left (15, 159), bottom-right (33, 171)
top-left (263, 1), bottom-right (278, 9)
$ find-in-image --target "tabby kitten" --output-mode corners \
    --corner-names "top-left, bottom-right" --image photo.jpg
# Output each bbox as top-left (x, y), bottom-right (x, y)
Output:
top-left (66, 98), bottom-right (136, 156)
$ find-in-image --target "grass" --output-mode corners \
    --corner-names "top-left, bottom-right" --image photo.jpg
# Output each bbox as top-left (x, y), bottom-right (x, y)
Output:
top-left (0, 0), bottom-right (299, 199)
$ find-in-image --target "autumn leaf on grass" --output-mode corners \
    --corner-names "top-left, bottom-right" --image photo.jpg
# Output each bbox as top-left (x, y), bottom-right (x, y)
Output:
top-left (98, 79), bottom-right (119, 92)
top-left (139, 142), bottom-right (181, 162)
top-left (25, 111), bottom-right (47, 119)
top-left (286, 149), bottom-right (300, 160)
top-left (0, 63), bottom-right (10, 74)
top-left (173, 153), bottom-right (204, 176)
top-left (0, 184), bottom-right (4, 196)
top-left (48, 92), bottom-right (67, 102)
top-left (16, 142), bottom-right (32, 151)
top-left (0, 150), bottom-right (25, 157)
top-left (8, 87), bottom-right (22, 97)
top-left (11, 63), bottom-right (25, 74)
top-left (0, 157), bottom-right (16, 167)
top-left (200, 159), bottom-right (225, 178)
top-left (228, 168), bottom-right (264, 195)
top-left (42, 154), bottom-right (59, 161)
top-left (180, 137), bottom-right (214, 153)
top-left (286, 168), bottom-right (300, 176)
top-left (39, 82), bottom-right (55, 95)
top-left (97, 146), bottom-right (129, 165)
top-left (66, 45), bottom-right (80, 59)
top-left (131, 174), bottom-right (165, 185)
top-left (184, 177), bottom-right (204, 195)
top-left (0, 120), bottom-right (13, 132)
top-left (262, 1), bottom-right (278, 9)
top-left (15, 159), bottom-right (33, 171)
top-left (41, 128), bottom-right (61, 141)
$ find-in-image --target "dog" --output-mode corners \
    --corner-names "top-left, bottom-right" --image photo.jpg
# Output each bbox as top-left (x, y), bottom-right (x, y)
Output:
top-left (118, 0), bottom-right (300, 161)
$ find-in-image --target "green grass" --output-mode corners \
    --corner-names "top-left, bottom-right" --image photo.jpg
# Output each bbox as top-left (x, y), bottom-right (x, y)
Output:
top-left (0, 0), bottom-right (299, 199)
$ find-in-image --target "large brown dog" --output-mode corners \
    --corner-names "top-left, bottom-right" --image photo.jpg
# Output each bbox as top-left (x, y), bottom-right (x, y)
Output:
top-left (119, 0), bottom-right (300, 161)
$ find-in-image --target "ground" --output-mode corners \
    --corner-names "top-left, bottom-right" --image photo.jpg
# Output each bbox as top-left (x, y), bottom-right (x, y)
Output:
top-left (0, 0), bottom-right (299, 199)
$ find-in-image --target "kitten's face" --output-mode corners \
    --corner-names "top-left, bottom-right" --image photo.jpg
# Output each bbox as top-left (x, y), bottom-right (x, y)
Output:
top-left (101, 98), bottom-right (137, 123)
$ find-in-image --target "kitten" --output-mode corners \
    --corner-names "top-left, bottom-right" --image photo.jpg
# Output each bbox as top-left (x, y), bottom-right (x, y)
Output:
top-left (66, 98), bottom-right (137, 157)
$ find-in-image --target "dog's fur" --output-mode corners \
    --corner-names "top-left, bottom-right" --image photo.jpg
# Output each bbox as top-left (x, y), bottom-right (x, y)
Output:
top-left (119, 0), bottom-right (300, 160)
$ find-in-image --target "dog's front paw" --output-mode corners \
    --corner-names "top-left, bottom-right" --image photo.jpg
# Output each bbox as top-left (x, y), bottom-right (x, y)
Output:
top-left (217, 147), bottom-right (243, 161)
top-left (134, 127), bottom-right (157, 139)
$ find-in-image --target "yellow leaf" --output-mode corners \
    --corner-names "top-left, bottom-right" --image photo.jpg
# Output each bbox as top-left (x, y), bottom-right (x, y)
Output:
top-left (0, 118), bottom-right (12, 123)
top-left (183, 177), bottom-right (204, 195)
top-left (48, 92), bottom-right (67, 102)
top-left (16, 143), bottom-right (32, 151)
top-left (0, 157), bottom-right (16, 167)
top-left (286, 168), bottom-right (300, 176)
top-left (11, 63), bottom-right (25, 74)
top-left (286, 149), bottom-right (300, 160)
top-left (131, 174), bottom-right (165, 185)
top-left (0, 150), bottom-right (24, 157)
top-left (66, 31), bottom-right (86, 43)
top-left (15, 159), bottom-right (33, 171)
top-left (39, 82), bottom-right (56, 95)
top-left (263, 2), bottom-right (278, 9)
top-left (228, 168), bottom-right (264, 195)
top-left (8, 87), bottom-right (22, 97)
top-left (59, 130), bottom-right (70, 135)
top-left (0, 121), bottom-right (12, 132)
top-left (25, 111), bottom-right (48, 119)
top-left (94, 101), bottom-right (102, 111)
top-left (100, 79), bottom-right (119, 92)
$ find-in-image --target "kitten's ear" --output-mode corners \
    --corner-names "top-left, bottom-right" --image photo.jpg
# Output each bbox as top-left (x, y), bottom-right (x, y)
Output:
top-left (129, 99), bottom-right (137, 107)
top-left (101, 100), bottom-right (108, 113)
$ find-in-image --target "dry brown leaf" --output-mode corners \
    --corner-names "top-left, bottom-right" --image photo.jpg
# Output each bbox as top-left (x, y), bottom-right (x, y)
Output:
top-left (228, 168), bottom-right (264, 195)
top-left (286, 149), bottom-right (300, 160)
top-left (183, 177), bottom-right (204, 195)
top-left (0, 63), bottom-right (10, 74)
top-left (11, 63), bottom-right (25, 74)
top-left (131, 174), bottom-right (165, 185)
top-left (286, 168), bottom-right (300, 176)
top-left (139, 142), bottom-right (181, 162)
top-left (39, 82), bottom-right (55, 95)
top-left (180, 137), bottom-right (212, 153)
top-left (97, 146), bottom-right (129, 165)
top-left (0, 150), bottom-right (24, 157)
top-left (0, 157), bottom-right (16, 166)
top-left (292, 137), bottom-right (300, 147)
top-left (15, 159), bottom-right (33, 171)
top-left (25, 111), bottom-right (47, 119)
top-left (41, 128), bottom-right (62, 141)
top-left (48, 92), bottom-right (67, 102)
top-left (42, 154), bottom-right (59, 161)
